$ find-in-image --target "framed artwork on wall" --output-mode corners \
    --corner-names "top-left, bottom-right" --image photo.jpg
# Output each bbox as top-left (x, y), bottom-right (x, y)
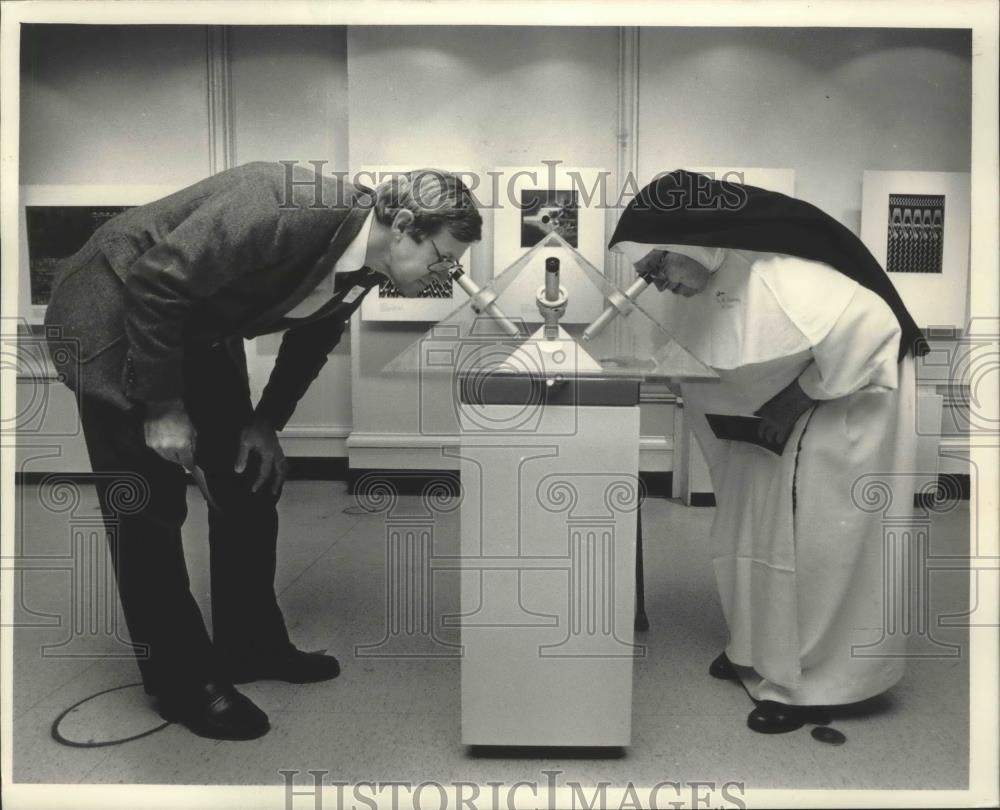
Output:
top-left (493, 165), bottom-right (608, 325)
top-left (18, 184), bottom-right (180, 323)
top-left (861, 171), bottom-right (970, 330)
top-left (359, 165), bottom-right (478, 323)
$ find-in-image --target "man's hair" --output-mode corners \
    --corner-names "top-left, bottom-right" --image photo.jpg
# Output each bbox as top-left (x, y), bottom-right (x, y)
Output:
top-left (371, 169), bottom-right (482, 244)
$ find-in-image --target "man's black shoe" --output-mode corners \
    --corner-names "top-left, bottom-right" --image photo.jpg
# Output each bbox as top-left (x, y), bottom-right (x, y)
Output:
top-left (229, 649), bottom-right (341, 685)
top-left (157, 682), bottom-right (269, 741)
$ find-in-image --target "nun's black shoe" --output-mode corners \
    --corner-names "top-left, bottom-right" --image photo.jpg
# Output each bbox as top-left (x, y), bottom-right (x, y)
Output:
top-left (709, 652), bottom-right (739, 681)
top-left (747, 701), bottom-right (805, 733)
top-left (747, 701), bottom-right (831, 734)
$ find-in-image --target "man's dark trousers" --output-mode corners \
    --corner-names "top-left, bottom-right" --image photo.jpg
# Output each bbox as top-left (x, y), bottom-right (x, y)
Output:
top-left (79, 333), bottom-right (292, 699)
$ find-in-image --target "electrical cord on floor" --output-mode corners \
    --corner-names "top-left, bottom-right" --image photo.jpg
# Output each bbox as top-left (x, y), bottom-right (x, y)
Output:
top-left (342, 505), bottom-right (375, 515)
top-left (50, 683), bottom-right (171, 748)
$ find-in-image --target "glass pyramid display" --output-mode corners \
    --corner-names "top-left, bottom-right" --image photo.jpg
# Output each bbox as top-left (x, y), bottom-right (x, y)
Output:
top-left (382, 231), bottom-right (718, 383)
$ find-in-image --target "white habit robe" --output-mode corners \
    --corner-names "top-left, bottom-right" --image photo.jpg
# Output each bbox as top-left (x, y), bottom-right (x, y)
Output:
top-left (621, 243), bottom-right (918, 706)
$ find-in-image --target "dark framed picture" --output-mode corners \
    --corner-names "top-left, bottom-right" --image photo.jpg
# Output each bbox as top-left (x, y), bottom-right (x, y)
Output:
top-left (19, 185), bottom-right (179, 321)
top-left (494, 166), bottom-right (606, 325)
top-left (25, 205), bottom-right (133, 306)
top-left (519, 188), bottom-right (579, 248)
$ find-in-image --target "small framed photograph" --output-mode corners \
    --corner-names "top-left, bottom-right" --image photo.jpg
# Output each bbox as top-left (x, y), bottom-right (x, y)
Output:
top-left (18, 184), bottom-right (180, 323)
top-left (359, 165), bottom-right (477, 322)
top-left (519, 188), bottom-right (579, 248)
top-left (861, 171), bottom-right (970, 329)
top-left (494, 166), bottom-right (607, 325)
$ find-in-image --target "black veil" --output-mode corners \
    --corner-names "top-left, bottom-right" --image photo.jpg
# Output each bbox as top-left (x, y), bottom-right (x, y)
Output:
top-left (610, 170), bottom-right (927, 359)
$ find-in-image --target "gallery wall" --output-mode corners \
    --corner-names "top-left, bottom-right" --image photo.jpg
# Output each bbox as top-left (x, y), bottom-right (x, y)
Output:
top-left (19, 25), bottom-right (209, 187)
top-left (17, 24), bottom-right (973, 473)
top-left (633, 26), bottom-right (973, 482)
top-left (634, 27), bottom-right (974, 338)
top-left (345, 25), bottom-right (972, 470)
top-left (636, 27), bottom-right (972, 231)
top-left (18, 24), bottom-right (354, 459)
top-left (226, 26), bottom-right (353, 454)
top-left (345, 26), bottom-right (623, 462)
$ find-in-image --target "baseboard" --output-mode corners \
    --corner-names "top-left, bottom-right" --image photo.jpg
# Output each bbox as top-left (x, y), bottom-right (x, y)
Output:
top-left (16, 472), bottom-right (112, 486)
top-left (950, 473), bottom-right (972, 499)
top-left (914, 473), bottom-right (970, 506)
top-left (684, 475), bottom-right (973, 510)
top-left (287, 457), bottom-right (350, 481)
top-left (346, 468), bottom-right (460, 496)
top-left (686, 476), bottom-right (974, 510)
top-left (14, 460), bottom-right (352, 486)
top-left (14, 470), bottom-right (972, 507)
top-left (345, 470), bottom-right (674, 499)
top-left (639, 472), bottom-right (672, 499)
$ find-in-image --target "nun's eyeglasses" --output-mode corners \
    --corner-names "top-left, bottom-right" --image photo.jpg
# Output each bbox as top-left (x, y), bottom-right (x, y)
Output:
top-left (637, 250), bottom-right (670, 281)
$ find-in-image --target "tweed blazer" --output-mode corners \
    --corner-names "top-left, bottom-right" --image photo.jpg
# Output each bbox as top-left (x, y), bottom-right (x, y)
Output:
top-left (44, 162), bottom-right (376, 429)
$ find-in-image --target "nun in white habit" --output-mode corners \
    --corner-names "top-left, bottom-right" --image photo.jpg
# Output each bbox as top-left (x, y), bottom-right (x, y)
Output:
top-left (610, 171), bottom-right (924, 733)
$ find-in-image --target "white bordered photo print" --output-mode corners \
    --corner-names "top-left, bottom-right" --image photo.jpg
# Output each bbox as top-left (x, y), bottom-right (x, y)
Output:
top-left (17, 184), bottom-right (181, 323)
top-left (492, 165), bottom-right (608, 325)
top-left (861, 170), bottom-right (971, 330)
top-left (358, 165), bottom-right (478, 323)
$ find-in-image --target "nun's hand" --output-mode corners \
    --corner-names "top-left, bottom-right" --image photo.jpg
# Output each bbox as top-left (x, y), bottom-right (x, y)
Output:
top-left (634, 250), bottom-right (671, 291)
top-left (754, 379), bottom-right (816, 447)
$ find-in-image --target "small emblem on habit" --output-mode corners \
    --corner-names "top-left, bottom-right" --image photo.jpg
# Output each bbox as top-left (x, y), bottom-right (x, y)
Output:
top-left (716, 290), bottom-right (740, 309)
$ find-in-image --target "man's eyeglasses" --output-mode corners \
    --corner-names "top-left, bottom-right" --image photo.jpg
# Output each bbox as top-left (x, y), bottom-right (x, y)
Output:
top-left (428, 239), bottom-right (463, 277)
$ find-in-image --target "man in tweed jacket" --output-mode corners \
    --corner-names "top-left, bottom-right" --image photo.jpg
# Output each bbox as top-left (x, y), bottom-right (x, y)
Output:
top-left (45, 163), bottom-right (481, 740)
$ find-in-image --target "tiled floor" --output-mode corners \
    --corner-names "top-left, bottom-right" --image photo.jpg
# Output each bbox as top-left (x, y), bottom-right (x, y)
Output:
top-left (10, 481), bottom-right (971, 790)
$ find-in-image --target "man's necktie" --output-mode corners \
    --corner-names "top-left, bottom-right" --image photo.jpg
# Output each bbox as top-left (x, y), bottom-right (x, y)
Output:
top-left (334, 266), bottom-right (382, 297)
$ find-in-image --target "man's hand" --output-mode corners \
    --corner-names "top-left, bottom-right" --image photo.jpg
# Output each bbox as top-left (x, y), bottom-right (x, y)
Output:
top-left (235, 415), bottom-right (288, 495)
top-left (144, 398), bottom-right (197, 470)
top-left (754, 378), bottom-right (816, 446)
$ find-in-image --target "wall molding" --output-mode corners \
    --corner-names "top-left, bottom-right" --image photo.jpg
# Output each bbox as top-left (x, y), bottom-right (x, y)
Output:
top-left (938, 436), bottom-right (973, 476)
top-left (206, 25), bottom-right (235, 174)
top-left (346, 431), bottom-right (673, 472)
top-left (616, 26), bottom-right (640, 225)
top-left (277, 424), bottom-right (353, 458)
top-left (638, 434), bottom-right (673, 473)
top-left (279, 424), bottom-right (353, 439)
top-left (611, 26), bottom-right (640, 348)
top-left (935, 383), bottom-right (972, 409)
